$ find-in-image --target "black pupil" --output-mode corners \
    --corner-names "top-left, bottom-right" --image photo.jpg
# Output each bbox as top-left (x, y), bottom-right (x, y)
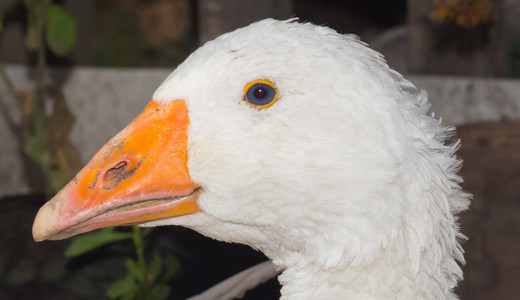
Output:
top-left (254, 86), bottom-right (268, 99)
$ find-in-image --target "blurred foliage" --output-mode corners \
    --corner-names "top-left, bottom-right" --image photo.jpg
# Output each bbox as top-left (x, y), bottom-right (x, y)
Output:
top-left (2, 243), bottom-right (126, 298)
top-left (65, 227), bottom-right (134, 258)
top-left (0, 0), bottom-right (81, 193)
top-left (93, 0), bottom-right (196, 67)
top-left (66, 226), bottom-right (179, 300)
top-left (0, 1), bottom-right (179, 299)
top-left (0, 195), bottom-right (126, 299)
top-left (45, 4), bottom-right (77, 55)
top-left (23, 0), bottom-right (77, 54)
top-left (0, 211), bottom-right (179, 299)
top-left (93, 1), bottom-right (150, 67)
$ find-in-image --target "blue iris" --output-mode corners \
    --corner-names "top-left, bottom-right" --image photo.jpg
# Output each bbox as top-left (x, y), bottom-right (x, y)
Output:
top-left (245, 83), bottom-right (276, 107)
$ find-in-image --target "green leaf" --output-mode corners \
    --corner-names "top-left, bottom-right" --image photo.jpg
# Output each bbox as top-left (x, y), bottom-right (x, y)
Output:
top-left (23, 0), bottom-right (37, 9)
top-left (4, 258), bottom-right (36, 285)
top-left (142, 227), bottom-right (154, 237)
top-left (148, 284), bottom-right (170, 300)
top-left (126, 258), bottom-right (144, 282)
top-left (107, 274), bottom-right (137, 299)
top-left (39, 257), bottom-right (66, 282)
top-left (64, 227), bottom-right (133, 257)
top-left (162, 254), bottom-right (179, 282)
top-left (23, 132), bottom-right (50, 172)
top-left (148, 254), bottom-right (163, 284)
top-left (5, 267), bottom-right (35, 285)
top-left (45, 4), bottom-right (76, 56)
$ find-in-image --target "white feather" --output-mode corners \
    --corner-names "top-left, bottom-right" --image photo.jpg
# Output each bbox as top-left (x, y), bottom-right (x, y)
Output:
top-left (147, 19), bottom-right (470, 299)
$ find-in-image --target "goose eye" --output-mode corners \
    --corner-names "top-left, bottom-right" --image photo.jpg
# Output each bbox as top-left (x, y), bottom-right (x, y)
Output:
top-left (243, 79), bottom-right (278, 109)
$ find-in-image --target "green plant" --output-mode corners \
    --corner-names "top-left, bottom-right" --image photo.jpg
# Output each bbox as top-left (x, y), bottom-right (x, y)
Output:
top-left (0, 2), bottom-right (178, 299)
top-left (23, 0), bottom-right (78, 193)
top-left (65, 226), bottom-right (179, 300)
top-left (0, 0), bottom-right (79, 193)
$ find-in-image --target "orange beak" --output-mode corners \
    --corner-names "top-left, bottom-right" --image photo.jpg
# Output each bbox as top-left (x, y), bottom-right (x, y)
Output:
top-left (32, 100), bottom-right (200, 241)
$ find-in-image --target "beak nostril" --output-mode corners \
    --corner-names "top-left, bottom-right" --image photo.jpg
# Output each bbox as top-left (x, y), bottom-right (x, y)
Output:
top-left (105, 161), bottom-right (128, 181)
top-left (113, 161), bottom-right (127, 170)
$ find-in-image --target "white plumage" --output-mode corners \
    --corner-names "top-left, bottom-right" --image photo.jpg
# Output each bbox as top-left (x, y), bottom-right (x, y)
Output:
top-left (34, 19), bottom-right (470, 299)
top-left (150, 19), bottom-right (470, 299)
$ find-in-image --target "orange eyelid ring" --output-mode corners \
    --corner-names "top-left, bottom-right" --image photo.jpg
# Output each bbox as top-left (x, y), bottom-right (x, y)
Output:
top-left (243, 79), bottom-right (278, 109)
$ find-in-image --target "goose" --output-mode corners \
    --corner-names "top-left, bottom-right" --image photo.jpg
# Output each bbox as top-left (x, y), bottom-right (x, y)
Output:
top-left (32, 19), bottom-right (470, 299)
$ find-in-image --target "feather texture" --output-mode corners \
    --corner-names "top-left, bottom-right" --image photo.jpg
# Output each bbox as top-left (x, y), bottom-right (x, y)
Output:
top-left (146, 19), bottom-right (470, 299)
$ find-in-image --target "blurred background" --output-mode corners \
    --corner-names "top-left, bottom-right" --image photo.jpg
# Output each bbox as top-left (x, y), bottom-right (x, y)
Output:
top-left (0, 0), bottom-right (518, 299)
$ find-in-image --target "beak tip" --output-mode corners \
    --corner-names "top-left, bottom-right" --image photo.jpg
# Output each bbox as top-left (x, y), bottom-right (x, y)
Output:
top-left (32, 199), bottom-right (60, 242)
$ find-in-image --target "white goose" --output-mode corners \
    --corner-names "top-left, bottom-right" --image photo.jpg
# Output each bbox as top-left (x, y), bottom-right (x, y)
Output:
top-left (33, 19), bottom-right (470, 299)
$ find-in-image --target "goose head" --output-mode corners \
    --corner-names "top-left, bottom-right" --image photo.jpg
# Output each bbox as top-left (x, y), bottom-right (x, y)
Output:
top-left (33, 19), bottom-right (469, 299)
